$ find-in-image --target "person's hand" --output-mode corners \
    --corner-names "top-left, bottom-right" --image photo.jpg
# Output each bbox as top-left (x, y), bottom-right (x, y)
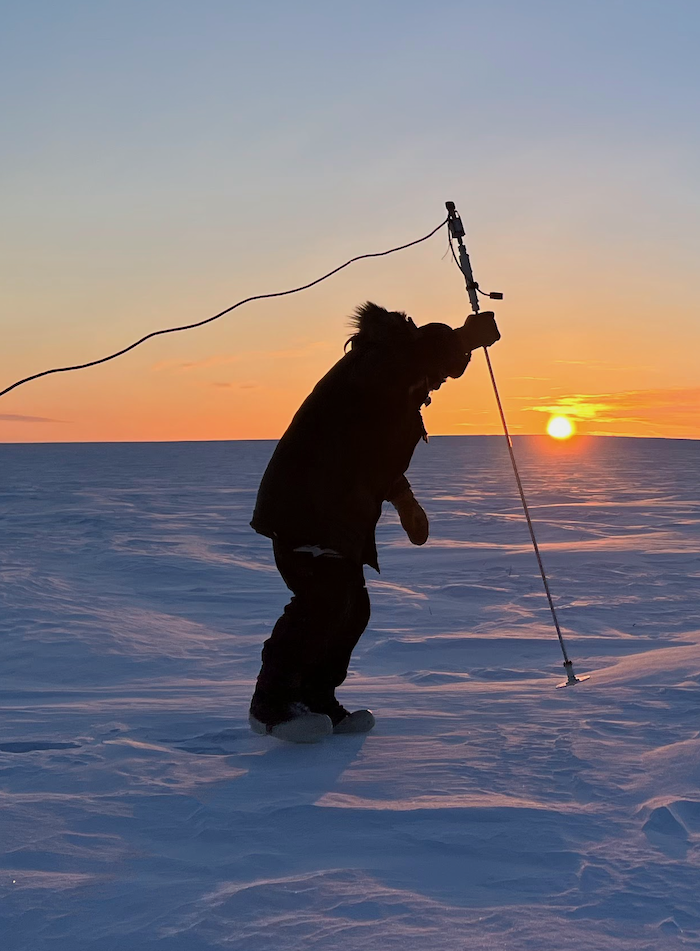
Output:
top-left (392, 491), bottom-right (429, 545)
top-left (457, 311), bottom-right (501, 351)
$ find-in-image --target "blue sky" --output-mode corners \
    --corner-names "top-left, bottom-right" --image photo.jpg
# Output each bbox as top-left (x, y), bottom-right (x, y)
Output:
top-left (2, 0), bottom-right (699, 440)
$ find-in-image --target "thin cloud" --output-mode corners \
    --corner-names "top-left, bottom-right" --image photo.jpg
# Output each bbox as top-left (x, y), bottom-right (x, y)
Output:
top-left (553, 359), bottom-right (654, 372)
top-left (0, 413), bottom-right (64, 423)
top-left (152, 354), bottom-right (242, 372)
top-left (152, 340), bottom-right (332, 373)
top-left (524, 387), bottom-right (700, 432)
top-left (528, 396), bottom-right (613, 420)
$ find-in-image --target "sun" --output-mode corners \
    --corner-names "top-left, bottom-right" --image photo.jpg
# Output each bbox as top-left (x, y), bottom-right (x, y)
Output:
top-left (547, 415), bottom-right (575, 440)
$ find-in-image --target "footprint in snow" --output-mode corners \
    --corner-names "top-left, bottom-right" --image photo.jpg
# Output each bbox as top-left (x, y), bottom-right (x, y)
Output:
top-left (172, 729), bottom-right (250, 755)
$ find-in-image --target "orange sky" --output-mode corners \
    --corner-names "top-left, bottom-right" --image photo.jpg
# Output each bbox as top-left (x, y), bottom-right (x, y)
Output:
top-left (3, 224), bottom-right (699, 443)
top-left (2, 5), bottom-right (699, 444)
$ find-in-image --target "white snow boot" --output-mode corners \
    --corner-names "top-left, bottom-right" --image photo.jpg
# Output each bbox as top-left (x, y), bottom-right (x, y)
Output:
top-left (332, 708), bottom-right (376, 734)
top-left (249, 701), bottom-right (333, 744)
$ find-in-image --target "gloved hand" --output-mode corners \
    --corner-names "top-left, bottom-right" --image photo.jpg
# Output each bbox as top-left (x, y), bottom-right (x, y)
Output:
top-left (391, 487), bottom-right (429, 546)
top-left (456, 311), bottom-right (501, 351)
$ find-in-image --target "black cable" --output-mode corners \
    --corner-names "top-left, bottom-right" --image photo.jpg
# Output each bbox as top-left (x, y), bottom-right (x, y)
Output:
top-left (448, 230), bottom-right (491, 298)
top-left (447, 230), bottom-right (461, 271)
top-left (1, 217), bottom-right (448, 400)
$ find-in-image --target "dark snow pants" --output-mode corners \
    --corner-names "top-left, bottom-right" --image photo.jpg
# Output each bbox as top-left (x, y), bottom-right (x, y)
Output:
top-left (251, 539), bottom-right (371, 720)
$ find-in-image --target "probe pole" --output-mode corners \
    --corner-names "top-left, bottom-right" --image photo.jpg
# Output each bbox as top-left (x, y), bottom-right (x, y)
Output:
top-left (446, 200), bottom-right (587, 687)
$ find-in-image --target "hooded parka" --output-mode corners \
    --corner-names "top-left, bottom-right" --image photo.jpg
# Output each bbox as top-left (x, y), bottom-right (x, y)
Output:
top-left (250, 303), bottom-right (470, 570)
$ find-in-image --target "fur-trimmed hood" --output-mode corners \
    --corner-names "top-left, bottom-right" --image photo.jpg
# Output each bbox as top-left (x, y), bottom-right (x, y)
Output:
top-left (346, 302), bottom-right (417, 352)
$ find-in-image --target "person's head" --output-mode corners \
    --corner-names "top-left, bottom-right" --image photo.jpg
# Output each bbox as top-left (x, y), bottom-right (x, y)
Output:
top-left (347, 302), bottom-right (470, 391)
top-left (414, 322), bottom-right (470, 390)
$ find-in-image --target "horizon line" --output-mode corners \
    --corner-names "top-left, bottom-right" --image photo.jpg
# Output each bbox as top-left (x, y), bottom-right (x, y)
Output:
top-left (1, 433), bottom-right (699, 447)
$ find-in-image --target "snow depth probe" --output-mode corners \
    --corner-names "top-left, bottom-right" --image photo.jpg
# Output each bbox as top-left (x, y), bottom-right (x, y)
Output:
top-left (446, 200), bottom-right (589, 688)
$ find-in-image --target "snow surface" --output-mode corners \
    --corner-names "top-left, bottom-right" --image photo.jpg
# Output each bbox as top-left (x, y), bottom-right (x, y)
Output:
top-left (1, 435), bottom-right (700, 950)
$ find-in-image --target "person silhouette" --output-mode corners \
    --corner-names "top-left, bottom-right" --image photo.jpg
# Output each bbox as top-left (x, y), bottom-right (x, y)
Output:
top-left (249, 302), bottom-right (501, 742)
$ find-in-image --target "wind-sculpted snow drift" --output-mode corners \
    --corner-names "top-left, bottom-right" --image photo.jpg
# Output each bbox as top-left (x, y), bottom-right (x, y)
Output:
top-left (1, 435), bottom-right (699, 950)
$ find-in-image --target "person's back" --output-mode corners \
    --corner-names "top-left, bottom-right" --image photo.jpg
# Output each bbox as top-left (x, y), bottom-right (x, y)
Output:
top-left (252, 304), bottom-right (433, 567)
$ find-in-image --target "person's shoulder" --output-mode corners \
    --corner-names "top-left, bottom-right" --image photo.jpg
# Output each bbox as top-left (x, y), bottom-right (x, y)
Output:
top-left (307, 350), bottom-right (357, 395)
top-left (320, 347), bottom-right (412, 399)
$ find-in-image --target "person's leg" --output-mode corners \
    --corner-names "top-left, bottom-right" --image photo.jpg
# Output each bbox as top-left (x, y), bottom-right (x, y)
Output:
top-left (250, 541), bottom-right (370, 726)
top-left (299, 566), bottom-right (370, 721)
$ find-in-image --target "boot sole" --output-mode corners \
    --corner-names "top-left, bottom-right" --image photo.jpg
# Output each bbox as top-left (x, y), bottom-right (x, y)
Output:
top-left (249, 713), bottom-right (333, 744)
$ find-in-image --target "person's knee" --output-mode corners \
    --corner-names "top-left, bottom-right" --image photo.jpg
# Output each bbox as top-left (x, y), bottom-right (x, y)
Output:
top-left (356, 585), bottom-right (371, 631)
top-left (316, 583), bottom-right (368, 633)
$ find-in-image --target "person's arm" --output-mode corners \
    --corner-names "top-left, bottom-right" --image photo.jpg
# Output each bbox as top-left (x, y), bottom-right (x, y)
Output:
top-left (386, 477), bottom-right (429, 546)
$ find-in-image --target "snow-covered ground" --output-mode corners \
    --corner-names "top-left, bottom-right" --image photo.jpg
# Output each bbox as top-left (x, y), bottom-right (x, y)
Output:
top-left (1, 435), bottom-right (699, 950)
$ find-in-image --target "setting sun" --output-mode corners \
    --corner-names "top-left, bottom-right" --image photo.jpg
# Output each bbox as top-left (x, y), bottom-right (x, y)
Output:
top-left (547, 415), bottom-right (575, 440)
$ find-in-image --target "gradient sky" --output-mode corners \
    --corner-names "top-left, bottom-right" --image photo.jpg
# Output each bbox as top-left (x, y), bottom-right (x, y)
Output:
top-left (2, 0), bottom-right (699, 442)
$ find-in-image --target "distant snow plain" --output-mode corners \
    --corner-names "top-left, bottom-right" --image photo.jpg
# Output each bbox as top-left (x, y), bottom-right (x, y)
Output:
top-left (1, 435), bottom-right (699, 950)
